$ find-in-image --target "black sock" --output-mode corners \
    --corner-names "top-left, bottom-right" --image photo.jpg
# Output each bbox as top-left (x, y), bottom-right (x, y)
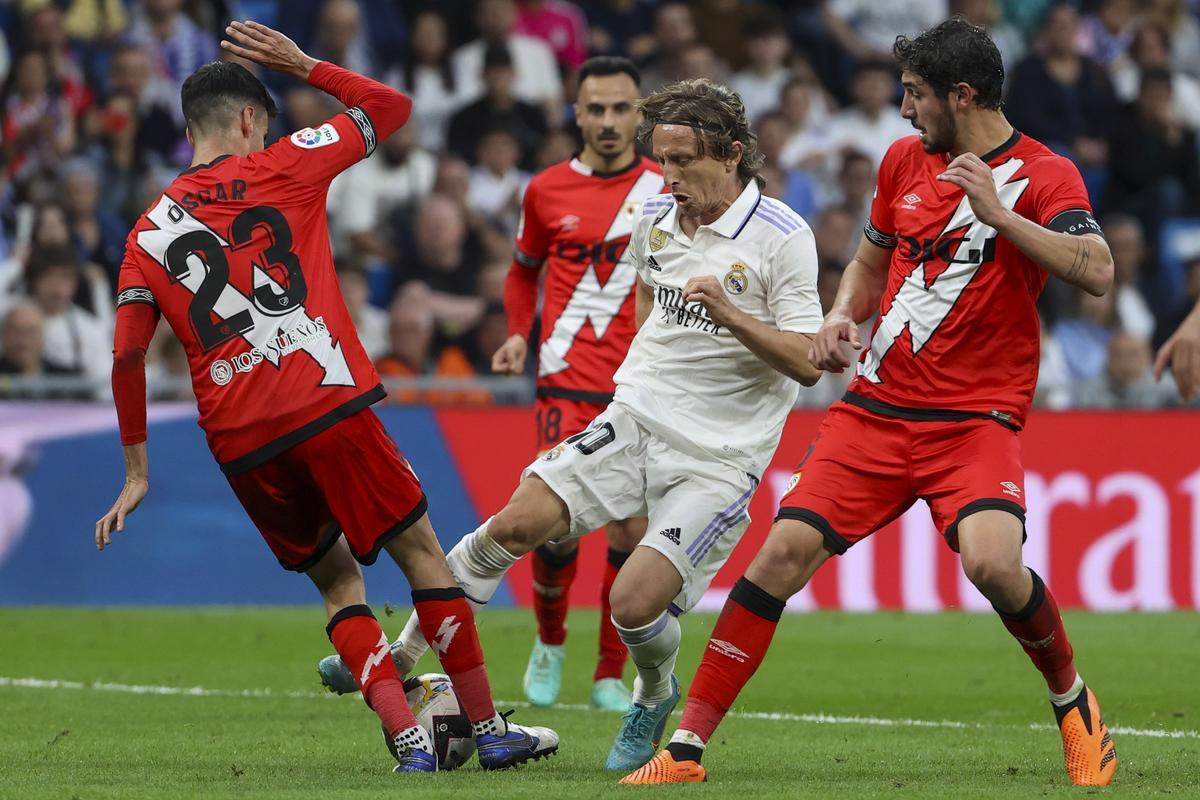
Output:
top-left (666, 742), bottom-right (704, 764)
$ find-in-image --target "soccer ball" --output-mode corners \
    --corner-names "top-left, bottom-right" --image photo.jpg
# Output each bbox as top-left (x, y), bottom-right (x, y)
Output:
top-left (401, 673), bottom-right (476, 770)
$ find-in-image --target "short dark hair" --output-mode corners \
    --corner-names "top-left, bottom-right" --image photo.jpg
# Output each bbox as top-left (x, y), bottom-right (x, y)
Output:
top-left (577, 56), bottom-right (640, 89)
top-left (893, 16), bottom-right (1004, 110)
top-left (1140, 66), bottom-right (1173, 93)
top-left (483, 42), bottom-right (513, 70)
top-left (743, 8), bottom-right (786, 39)
top-left (181, 61), bottom-right (277, 136)
top-left (26, 244), bottom-right (80, 285)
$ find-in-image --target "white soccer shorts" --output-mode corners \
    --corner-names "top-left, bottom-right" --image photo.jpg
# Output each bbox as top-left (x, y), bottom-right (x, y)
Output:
top-left (525, 401), bottom-right (759, 613)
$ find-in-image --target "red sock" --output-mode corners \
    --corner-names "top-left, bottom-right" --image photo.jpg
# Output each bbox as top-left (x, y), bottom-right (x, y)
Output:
top-left (678, 578), bottom-right (784, 743)
top-left (996, 569), bottom-right (1077, 694)
top-left (532, 544), bottom-right (578, 646)
top-left (594, 547), bottom-right (630, 681)
top-left (413, 587), bottom-right (497, 723)
top-left (326, 605), bottom-right (418, 737)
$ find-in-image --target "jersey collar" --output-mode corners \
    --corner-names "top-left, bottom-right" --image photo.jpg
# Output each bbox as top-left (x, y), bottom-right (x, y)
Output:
top-left (180, 153), bottom-right (232, 176)
top-left (568, 153), bottom-right (644, 179)
top-left (660, 179), bottom-right (761, 239)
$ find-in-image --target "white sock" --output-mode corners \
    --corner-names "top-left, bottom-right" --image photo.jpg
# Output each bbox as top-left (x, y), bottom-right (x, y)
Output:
top-left (390, 520), bottom-right (519, 669)
top-left (446, 519), bottom-right (521, 605)
top-left (393, 723), bottom-right (434, 755)
top-left (669, 729), bottom-right (707, 749)
top-left (471, 712), bottom-right (507, 739)
top-left (1049, 673), bottom-right (1085, 706)
top-left (615, 610), bottom-right (681, 706)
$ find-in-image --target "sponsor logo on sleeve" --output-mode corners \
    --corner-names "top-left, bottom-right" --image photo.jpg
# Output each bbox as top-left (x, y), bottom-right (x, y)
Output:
top-left (290, 123), bottom-right (340, 149)
top-left (658, 527), bottom-right (682, 545)
top-left (649, 227), bottom-right (668, 252)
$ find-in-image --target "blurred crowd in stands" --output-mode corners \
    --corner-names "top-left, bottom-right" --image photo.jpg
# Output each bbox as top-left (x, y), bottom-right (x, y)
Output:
top-left (0, 0), bottom-right (1197, 408)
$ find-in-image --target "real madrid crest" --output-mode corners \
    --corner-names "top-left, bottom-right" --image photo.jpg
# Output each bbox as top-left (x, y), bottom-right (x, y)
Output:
top-left (542, 444), bottom-right (565, 462)
top-left (649, 227), bottom-right (668, 252)
top-left (724, 262), bottom-right (748, 295)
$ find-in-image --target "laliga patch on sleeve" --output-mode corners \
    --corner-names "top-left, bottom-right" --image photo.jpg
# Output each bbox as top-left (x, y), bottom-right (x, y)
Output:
top-left (290, 123), bottom-right (340, 149)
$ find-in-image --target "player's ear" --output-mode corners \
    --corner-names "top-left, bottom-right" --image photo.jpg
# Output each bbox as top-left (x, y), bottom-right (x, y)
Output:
top-left (953, 82), bottom-right (975, 109)
top-left (728, 140), bottom-right (744, 172)
top-left (240, 105), bottom-right (256, 139)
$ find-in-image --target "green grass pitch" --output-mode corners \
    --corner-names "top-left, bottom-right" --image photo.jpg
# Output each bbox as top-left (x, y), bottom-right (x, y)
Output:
top-left (1, 607), bottom-right (1197, 799)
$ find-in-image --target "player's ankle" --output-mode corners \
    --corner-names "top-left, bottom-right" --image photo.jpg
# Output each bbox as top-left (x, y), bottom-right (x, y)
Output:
top-left (667, 730), bottom-right (707, 763)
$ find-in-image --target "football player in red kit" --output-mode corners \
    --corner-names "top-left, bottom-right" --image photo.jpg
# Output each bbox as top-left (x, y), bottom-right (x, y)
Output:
top-left (491, 56), bottom-right (664, 711)
top-left (627, 18), bottom-right (1119, 787)
top-left (95, 21), bottom-right (557, 774)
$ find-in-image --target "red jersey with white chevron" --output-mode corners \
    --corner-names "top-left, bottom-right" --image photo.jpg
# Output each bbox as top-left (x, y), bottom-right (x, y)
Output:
top-left (514, 156), bottom-right (664, 396)
top-left (115, 64), bottom-right (404, 474)
top-left (850, 131), bottom-right (1097, 429)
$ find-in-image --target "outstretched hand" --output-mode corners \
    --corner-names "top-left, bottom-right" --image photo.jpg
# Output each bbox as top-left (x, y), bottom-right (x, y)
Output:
top-left (221, 20), bottom-right (318, 81)
top-left (95, 477), bottom-right (148, 551)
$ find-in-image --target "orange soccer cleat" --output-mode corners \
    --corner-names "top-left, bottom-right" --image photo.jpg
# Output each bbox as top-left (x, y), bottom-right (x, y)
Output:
top-left (1054, 685), bottom-right (1117, 786)
top-left (619, 751), bottom-right (707, 785)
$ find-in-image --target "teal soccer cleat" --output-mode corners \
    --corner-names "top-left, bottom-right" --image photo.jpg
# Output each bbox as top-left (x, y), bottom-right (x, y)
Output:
top-left (590, 677), bottom-right (632, 711)
top-left (604, 675), bottom-right (680, 771)
top-left (522, 639), bottom-right (565, 707)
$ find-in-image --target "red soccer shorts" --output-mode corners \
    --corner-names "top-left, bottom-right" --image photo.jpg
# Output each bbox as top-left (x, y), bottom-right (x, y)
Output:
top-left (534, 393), bottom-right (608, 454)
top-left (776, 401), bottom-right (1026, 553)
top-left (226, 408), bottom-right (427, 571)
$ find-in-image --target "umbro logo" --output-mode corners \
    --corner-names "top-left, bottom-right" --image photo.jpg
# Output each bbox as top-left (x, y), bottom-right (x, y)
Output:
top-left (901, 192), bottom-right (922, 209)
top-left (708, 639), bottom-right (749, 663)
top-left (1000, 481), bottom-right (1022, 498)
top-left (647, 255), bottom-right (661, 271)
top-left (658, 527), bottom-right (681, 545)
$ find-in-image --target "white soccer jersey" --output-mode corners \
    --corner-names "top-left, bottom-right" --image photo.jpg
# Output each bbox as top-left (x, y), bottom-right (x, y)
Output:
top-left (613, 180), bottom-right (824, 477)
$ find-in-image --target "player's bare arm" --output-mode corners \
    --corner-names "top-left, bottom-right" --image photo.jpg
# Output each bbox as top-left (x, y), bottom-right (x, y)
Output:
top-left (95, 442), bottom-right (149, 550)
top-left (685, 275), bottom-right (820, 386)
top-left (221, 20), bottom-right (318, 81)
top-left (810, 238), bottom-right (890, 373)
top-left (1155, 301), bottom-right (1200, 401)
top-left (938, 153), bottom-right (1114, 296)
top-left (635, 277), bottom-right (653, 330)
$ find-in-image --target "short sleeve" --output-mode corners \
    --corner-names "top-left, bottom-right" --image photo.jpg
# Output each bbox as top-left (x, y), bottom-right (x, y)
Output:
top-left (1027, 155), bottom-right (1101, 235)
top-left (865, 140), bottom-right (903, 248)
top-left (513, 178), bottom-right (549, 267)
top-left (629, 209), bottom-right (652, 285)
top-left (766, 228), bottom-right (824, 334)
top-left (258, 107), bottom-right (379, 189)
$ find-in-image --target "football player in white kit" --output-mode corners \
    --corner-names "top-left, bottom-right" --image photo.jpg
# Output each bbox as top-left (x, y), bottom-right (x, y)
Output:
top-left (387, 78), bottom-right (824, 772)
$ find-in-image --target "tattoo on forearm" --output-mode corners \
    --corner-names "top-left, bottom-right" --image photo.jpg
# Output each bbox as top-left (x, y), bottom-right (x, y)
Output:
top-left (1065, 238), bottom-right (1090, 283)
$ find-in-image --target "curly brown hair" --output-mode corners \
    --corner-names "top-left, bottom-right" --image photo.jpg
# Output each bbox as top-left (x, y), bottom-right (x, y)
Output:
top-left (637, 79), bottom-right (765, 187)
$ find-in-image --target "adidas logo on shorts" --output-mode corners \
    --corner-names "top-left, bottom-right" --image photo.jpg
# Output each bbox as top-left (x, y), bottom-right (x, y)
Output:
top-left (658, 527), bottom-right (681, 545)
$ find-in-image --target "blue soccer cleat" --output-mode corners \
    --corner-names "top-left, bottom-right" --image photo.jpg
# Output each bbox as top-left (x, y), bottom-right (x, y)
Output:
top-left (604, 675), bottom-right (680, 772)
top-left (392, 751), bottom-right (437, 773)
top-left (383, 724), bottom-right (437, 774)
top-left (523, 639), bottom-right (565, 706)
top-left (475, 712), bottom-right (560, 770)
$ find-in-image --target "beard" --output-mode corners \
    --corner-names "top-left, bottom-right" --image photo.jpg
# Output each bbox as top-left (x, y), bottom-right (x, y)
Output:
top-left (921, 103), bottom-right (957, 154)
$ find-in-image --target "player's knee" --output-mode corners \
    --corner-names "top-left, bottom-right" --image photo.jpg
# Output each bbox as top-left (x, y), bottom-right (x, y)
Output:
top-left (961, 552), bottom-right (1024, 596)
top-left (609, 586), bottom-right (663, 629)
top-left (749, 522), bottom-right (826, 594)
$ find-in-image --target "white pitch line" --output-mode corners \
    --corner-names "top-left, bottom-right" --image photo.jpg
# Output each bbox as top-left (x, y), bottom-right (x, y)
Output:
top-left (2, 676), bottom-right (1196, 741)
